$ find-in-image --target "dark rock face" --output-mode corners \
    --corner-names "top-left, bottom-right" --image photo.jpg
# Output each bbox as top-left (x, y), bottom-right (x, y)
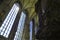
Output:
top-left (0, 0), bottom-right (3, 4)
top-left (35, 0), bottom-right (60, 40)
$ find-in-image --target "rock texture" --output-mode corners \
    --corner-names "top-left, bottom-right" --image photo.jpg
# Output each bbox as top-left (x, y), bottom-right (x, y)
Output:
top-left (35, 0), bottom-right (60, 40)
